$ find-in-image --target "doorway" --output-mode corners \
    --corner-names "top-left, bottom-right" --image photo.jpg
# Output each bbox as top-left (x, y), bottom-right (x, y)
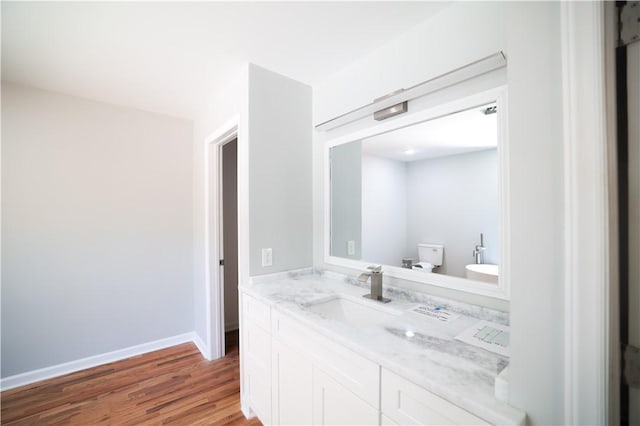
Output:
top-left (205, 119), bottom-right (240, 361)
top-left (221, 138), bottom-right (239, 339)
top-left (618, 18), bottom-right (639, 426)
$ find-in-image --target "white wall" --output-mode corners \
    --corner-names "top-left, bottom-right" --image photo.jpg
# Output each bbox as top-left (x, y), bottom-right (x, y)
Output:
top-left (248, 64), bottom-right (313, 275)
top-left (1, 83), bottom-right (194, 378)
top-left (312, 2), bottom-right (566, 424)
top-left (361, 154), bottom-right (407, 266)
top-left (192, 66), bottom-right (246, 349)
top-left (406, 149), bottom-right (499, 277)
top-left (313, 4), bottom-right (505, 125)
top-left (505, 4), bottom-right (564, 424)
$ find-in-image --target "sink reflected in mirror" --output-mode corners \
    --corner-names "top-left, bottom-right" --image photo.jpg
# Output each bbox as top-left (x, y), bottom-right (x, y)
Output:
top-left (465, 264), bottom-right (499, 284)
top-left (305, 295), bottom-right (400, 328)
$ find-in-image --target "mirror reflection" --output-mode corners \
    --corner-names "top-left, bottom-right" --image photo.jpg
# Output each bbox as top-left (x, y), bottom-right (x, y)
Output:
top-left (330, 102), bottom-right (500, 283)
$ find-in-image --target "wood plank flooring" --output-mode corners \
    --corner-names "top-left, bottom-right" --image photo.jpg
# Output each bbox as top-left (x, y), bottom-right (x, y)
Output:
top-left (1, 331), bottom-right (262, 425)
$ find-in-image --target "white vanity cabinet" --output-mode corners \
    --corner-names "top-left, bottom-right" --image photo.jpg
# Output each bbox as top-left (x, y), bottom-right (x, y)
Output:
top-left (240, 289), bottom-right (503, 426)
top-left (241, 291), bottom-right (381, 426)
top-left (381, 369), bottom-right (489, 425)
top-left (270, 308), bottom-right (379, 425)
top-left (241, 294), bottom-right (272, 424)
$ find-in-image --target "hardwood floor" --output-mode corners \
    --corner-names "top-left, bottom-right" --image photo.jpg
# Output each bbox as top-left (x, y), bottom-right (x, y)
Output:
top-left (1, 330), bottom-right (262, 425)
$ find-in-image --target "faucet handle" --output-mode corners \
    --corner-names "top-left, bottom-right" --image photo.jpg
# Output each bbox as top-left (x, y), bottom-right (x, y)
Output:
top-left (367, 265), bottom-right (382, 273)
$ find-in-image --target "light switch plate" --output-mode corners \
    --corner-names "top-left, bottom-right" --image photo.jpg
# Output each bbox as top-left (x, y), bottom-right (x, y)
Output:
top-left (261, 248), bottom-right (272, 267)
top-left (347, 240), bottom-right (355, 256)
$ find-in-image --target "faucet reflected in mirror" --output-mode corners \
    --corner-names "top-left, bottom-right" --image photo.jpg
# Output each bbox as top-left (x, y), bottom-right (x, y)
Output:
top-left (465, 232), bottom-right (498, 283)
top-left (473, 233), bottom-right (486, 264)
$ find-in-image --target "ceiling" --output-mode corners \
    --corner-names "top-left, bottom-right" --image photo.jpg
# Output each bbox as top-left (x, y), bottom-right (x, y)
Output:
top-left (1, 2), bottom-right (450, 120)
top-left (362, 102), bottom-right (498, 162)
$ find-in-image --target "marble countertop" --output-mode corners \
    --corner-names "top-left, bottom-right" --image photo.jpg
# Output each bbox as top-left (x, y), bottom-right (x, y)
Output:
top-left (241, 269), bottom-right (526, 426)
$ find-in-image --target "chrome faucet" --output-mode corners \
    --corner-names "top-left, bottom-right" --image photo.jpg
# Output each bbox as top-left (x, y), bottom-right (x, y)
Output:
top-left (473, 233), bottom-right (486, 264)
top-left (358, 265), bottom-right (391, 303)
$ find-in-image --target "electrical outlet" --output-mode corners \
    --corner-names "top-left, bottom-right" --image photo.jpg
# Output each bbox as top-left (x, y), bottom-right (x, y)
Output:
top-left (347, 240), bottom-right (355, 256)
top-left (261, 248), bottom-right (272, 267)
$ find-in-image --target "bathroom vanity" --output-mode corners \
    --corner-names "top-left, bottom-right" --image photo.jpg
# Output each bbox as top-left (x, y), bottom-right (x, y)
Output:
top-left (239, 270), bottom-right (525, 425)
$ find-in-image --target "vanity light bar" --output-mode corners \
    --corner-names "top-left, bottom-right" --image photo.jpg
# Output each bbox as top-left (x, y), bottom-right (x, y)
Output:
top-left (373, 89), bottom-right (408, 121)
top-left (315, 51), bottom-right (507, 131)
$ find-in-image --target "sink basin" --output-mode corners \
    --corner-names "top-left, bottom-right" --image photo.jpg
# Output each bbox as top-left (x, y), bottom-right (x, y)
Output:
top-left (465, 264), bottom-right (499, 284)
top-left (305, 295), bottom-right (399, 328)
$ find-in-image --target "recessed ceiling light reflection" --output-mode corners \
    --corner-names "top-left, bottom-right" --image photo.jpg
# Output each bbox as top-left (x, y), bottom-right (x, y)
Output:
top-left (404, 149), bottom-right (416, 156)
top-left (405, 330), bottom-right (415, 338)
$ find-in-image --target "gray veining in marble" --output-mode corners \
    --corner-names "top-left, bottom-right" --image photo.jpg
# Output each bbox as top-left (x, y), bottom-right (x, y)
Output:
top-left (244, 269), bottom-right (525, 425)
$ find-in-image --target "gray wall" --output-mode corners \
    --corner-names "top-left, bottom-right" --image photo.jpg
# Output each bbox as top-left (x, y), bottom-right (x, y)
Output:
top-left (406, 149), bottom-right (498, 276)
top-left (1, 83), bottom-right (194, 378)
top-left (248, 65), bottom-right (313, 275)
top-left (330, 141), bottom-right (361, 259)
top-left (361, 154), bottom-right (407, 266)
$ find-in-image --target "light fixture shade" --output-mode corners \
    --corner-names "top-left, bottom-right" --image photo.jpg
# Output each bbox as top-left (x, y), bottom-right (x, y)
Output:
top-left (374, 101), bottom-right (408, 121)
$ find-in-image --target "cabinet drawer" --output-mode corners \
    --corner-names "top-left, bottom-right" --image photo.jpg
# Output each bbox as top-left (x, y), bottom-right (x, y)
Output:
top-left (272, 310), bottom-right (380, 408)
top-left (381, 369), bottom-right (489, 425)
top-left (243, 293), bottom-right (271, 327)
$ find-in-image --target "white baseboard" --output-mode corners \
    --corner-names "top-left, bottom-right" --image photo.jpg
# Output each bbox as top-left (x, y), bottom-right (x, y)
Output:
top-left (0, 332), bottom-right (199, 391)
top-left (241, 400), bottom-right (255, 419)
top-left (192, 332), bottom-right (211, 360)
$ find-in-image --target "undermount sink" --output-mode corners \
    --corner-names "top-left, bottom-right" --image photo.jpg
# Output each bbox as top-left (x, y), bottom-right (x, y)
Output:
top-left (465, 264), bottom-right (499, 284)
top-left (305, 295), bottom-right (400, 328)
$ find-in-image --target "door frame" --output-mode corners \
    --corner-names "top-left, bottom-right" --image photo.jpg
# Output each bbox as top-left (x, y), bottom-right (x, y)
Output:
top-left (560, 2), bottom-right (617, 424)
top-left (204, 116), bottom-right (240, 360)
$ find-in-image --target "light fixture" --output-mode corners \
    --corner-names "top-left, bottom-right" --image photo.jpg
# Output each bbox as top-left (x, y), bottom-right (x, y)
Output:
top-left (404, 149), bottom-right (416, 156)
top-left (374, 89), bottom-right (408, 121)
top-left (315, 51), bottom-right (507, 131)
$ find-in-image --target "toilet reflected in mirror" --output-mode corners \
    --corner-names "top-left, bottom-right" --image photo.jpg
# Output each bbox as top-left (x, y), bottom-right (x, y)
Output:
top-left (412, 243), bottom-right (443, 273)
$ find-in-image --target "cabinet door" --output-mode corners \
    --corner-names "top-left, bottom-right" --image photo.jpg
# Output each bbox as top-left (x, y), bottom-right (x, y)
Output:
top-left (243, 319), bottom-right (272, 424)
top-left (272, 338), bottom-right (313, 425)
top-left (272, 310), bottom-right (380, 407)
top-left (381, 369), bottom-right (488, 425)
top-left (312, 366), bottom-right (379, 426)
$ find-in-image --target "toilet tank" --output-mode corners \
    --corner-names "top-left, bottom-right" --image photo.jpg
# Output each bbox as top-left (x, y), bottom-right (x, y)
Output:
top-left (418, 243), bottom-right (444, 266)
